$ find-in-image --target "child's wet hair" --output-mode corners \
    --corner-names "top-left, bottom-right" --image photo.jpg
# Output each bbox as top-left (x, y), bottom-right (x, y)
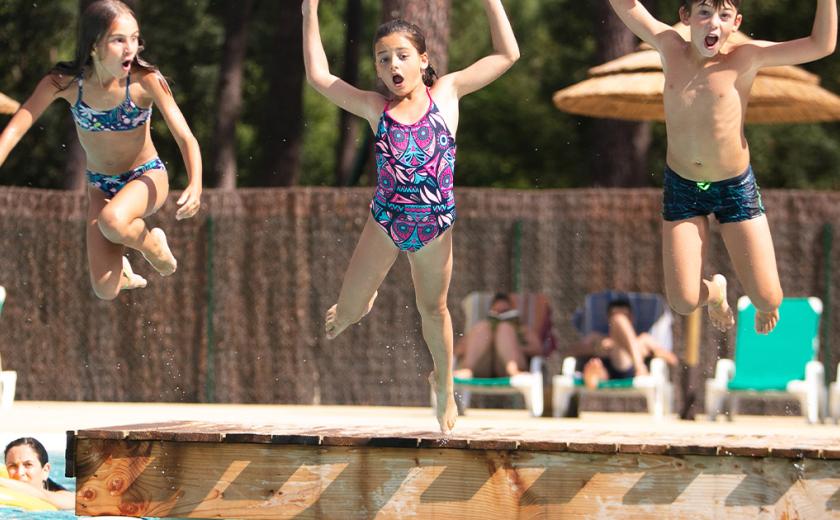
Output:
top-left (51, 0), bottom-right (160, 90)
top-left (375, 19), bottom-right (438, 87)
top-left (682, 0), bottom-right (741, 11)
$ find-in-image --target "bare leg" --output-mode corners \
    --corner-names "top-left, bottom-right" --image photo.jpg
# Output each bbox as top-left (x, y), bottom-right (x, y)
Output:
top-left (663, 217), bottom-right (734, 331)
top-left (325, 215), bottom-right (399, 339)
top-left (639, 332), bottom-right (679, 366)
top-left (607, 312), bottom-right (648, 376)
top-left (87, 189), bottom-right (129, 300)
top-left (96, 169), bottom-right (176, 276)
top-left (492, 321), bottom-right (527, 376)
top-left (453, 320), bottom-right (494, 379)
top-left (720, 215), bottom-right (783, 334)
top-left (407, 230), bottom-right (457, 434)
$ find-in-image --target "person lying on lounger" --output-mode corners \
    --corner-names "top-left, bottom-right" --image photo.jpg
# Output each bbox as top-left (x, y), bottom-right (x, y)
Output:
top-left (568, 296), bottom-right (678, 388)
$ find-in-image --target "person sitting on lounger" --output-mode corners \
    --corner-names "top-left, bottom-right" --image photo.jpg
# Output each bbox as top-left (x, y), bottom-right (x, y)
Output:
top-left (570, 296), bottom-right (678, 388)
top-left (453, 293), bottom-right (543, 378)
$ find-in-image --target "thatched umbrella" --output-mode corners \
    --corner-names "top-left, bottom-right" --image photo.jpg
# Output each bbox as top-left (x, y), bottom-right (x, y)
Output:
top-left (553, 26), bottom-right (840, 124)
top-left (0, 91), bottom-right (19, 115)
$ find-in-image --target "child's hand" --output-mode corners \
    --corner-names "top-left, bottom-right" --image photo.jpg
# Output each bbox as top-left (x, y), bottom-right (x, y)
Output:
top-left (175, 184), bottom-right (201, 220)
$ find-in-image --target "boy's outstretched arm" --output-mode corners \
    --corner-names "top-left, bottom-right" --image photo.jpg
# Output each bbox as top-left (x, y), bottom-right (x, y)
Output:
top-left (607, 0), bottom-right (678, 52)
top-left (446, 0), bottom-right (520, 98)
top-left (750, 0), bottom-right (837, 67)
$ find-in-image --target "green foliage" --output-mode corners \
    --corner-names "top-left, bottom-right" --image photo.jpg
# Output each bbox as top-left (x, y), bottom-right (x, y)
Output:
top-left (0, 0), bottom-right (838, 189)
top-left (0, 0), bottom-right (76, 188)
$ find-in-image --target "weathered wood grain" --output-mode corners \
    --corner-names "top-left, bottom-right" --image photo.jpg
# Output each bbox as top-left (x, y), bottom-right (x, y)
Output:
top-left (71, 423), bottom-right (840, 519)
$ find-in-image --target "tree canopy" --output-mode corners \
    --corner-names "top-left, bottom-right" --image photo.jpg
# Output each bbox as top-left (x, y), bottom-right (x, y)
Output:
top-left (0, 0), bottom-right (838, 189)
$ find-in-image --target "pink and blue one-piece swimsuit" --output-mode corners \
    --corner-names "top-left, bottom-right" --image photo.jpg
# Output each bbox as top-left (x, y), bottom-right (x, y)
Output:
top-left (371, 89), bottom-right (456, 252)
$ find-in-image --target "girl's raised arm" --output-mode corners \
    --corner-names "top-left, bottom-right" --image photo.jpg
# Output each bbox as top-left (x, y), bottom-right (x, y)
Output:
top-left (141, 71), bottom-right (202, 220)
top-left (302, 0), bottom-right (384, 129)
top-left (444, 0), bottom-right (520, 98)
top-left (0, 75), bottom-right (61, 168)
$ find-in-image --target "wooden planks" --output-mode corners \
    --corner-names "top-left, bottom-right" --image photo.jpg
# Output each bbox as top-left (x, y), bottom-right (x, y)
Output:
top-left (69, 421), bottom-right (840, 519)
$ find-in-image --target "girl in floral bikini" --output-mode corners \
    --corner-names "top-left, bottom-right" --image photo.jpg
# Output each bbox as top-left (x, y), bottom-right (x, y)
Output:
top-left (303, 0), bottom-right (519, 433)
top-left (0, 0), bottom-right (202, 300)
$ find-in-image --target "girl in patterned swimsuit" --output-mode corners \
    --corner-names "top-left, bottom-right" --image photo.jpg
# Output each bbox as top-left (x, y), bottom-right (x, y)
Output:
top-left (303, 0), bottom-right (519, 433)
top-left (0, 0), bottom-right (202, 300)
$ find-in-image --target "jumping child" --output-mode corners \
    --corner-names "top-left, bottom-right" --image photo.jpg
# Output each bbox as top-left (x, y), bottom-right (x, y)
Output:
top-left (302, 0), bottom-right (519, 433)
top-left (608, 0), bottom-right (836, 333)
top-left (0, 0), bottom-right (202, 300)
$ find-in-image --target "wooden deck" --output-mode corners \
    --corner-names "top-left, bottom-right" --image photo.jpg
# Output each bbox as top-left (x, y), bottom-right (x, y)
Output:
top-left (65, 409), bottom-right (840, 519)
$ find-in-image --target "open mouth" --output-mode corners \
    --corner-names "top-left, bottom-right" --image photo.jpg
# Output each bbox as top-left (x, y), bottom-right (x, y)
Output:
top-left (704, 34), bottom-right (720, 49)
top-left (392, 74), bottom-right (404, 87)
top-left (122, 59), bottom-right (132, 70)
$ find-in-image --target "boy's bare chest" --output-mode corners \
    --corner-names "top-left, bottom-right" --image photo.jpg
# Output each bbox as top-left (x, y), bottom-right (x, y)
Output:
top-left (664, 65), bottom-right (743, 110)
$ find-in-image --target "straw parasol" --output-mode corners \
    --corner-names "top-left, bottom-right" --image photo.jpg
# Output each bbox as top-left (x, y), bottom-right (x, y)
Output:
top-left (553, 25), bottom-right (840, 124)
top-left (0, 91), bottom-right (19, 115)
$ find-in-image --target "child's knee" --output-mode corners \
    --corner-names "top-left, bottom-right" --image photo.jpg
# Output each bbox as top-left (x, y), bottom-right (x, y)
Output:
top-left (415, 298), bottom-right (448, 320)
top-left (98, 205), bottom-right (129, 235)
top-left (667, 295), bottom-right (700, 316)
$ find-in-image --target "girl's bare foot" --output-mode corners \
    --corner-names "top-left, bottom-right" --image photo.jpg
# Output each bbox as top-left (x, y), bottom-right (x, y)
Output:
top-left (755, 308), bottom-right (779, 335)
top-left (142, 228), bottom-right (177, 276)
top-left (708, 274), bottom-right (735, 332)
top-left (429, 371), bottom-right (457, 434)
top-left (325, 291), bottom-right (378, 339)
top-left (120, 256), bottom-right (147, 291)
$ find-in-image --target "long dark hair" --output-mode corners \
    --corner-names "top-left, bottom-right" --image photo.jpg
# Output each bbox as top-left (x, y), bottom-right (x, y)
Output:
top-left (4, 437), bottom-right (67, 492)
top-left (51, 0), bottom-right (159, 91)
top-left (375, 19), bottom-right (438, 87)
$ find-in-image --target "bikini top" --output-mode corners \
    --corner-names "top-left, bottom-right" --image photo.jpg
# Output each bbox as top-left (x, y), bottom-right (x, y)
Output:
top-left (70, 74), bottom-right (152, 132)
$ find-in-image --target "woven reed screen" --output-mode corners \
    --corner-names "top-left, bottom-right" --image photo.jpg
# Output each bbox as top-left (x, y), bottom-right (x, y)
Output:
top-left (1, 187), bottom-right (837, 414)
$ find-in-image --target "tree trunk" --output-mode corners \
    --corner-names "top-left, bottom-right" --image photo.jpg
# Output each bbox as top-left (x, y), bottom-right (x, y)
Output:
top-left (257, 1), bottom-right (304, 186)
top-left (588, 1), bottom-right (651, 187)
top-left (380, 0), bottom-right (451, 75)
top-left (334, 0), bottom-right (363, 187)
top-left (208, 0), bottom-right (254, 189)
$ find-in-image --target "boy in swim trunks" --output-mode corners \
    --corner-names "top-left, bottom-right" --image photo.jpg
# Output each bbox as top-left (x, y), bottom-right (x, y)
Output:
top-left (608, 0), bottom-right (837, 333)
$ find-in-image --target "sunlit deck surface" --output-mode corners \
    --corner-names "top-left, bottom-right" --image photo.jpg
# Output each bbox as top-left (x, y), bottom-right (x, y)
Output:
top-left (4, 402), bottom-right (840, 518)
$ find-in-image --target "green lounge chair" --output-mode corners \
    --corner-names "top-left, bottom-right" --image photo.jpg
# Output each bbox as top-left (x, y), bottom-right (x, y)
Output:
top-left (705, 296), bottom-right (825, 424)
